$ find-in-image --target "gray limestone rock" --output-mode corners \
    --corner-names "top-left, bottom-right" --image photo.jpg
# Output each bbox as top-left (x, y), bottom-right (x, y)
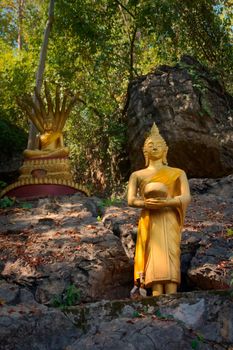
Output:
top-left (0, 186), bottom-right (232, 349)
top-left (126, 55), bottom-right (233, 178)
top-left (0, 303), bottom-right (78, 350)
top-left (0, 195), bottom-right (133, 304)
top-left (65, 291), bottom-right (233, 350)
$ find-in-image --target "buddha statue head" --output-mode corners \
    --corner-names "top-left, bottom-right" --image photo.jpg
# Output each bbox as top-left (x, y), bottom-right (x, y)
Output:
top-left (143, 123), bottom-right (168, 167)
top-left (43, 114), bottom-right (54, 132)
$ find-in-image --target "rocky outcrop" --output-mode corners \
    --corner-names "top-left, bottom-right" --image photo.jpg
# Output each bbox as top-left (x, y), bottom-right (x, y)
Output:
top-left (126, 55), bottom-right (233, 177)
top-left (102, 175), bottom-right (233, 292)
top-left (1, 284), bottom-right (232, 350)
top-left (0, 176), bottom-right (232, 305)
top-left (0, 282), bottom-right (78, 350)
top-left (0, 194), bottom-right (132, 304)
top-left (0, 176), bottom-right (232, 349)
top-left (65, 291), bottom-right (233, 350)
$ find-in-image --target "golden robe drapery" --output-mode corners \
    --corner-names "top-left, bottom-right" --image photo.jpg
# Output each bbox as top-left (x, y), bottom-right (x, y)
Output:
top-left (134, 166), bottom-right (187, 287)
top-left (40, 131), bottom-right (62, 149)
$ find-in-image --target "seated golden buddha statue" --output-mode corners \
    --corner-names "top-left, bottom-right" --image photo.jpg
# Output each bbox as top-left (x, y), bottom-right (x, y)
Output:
top-left (128, 123), bottom-right (191, 297)
top-left (16, 83), bottom-right (79, 184)
top-left (23, 116), bottom-right (69, 159)
top-left (19, 83), bottom-right (77, 159)
top-left (0, 83), bottom-right (90, 199)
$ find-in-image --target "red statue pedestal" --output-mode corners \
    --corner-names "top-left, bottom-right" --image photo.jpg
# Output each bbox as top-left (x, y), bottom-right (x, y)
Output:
top-left (1, 156), bottom-right (89, 199)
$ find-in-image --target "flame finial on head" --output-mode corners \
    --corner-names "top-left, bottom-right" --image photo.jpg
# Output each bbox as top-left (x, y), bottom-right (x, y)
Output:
top-left (143, 122), bottom-right (168, 166)
top-left (148, 123), bottom-right (167, 147)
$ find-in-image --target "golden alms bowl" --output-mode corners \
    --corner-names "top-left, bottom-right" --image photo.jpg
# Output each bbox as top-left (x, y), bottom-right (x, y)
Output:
top-left (144, 182), bottom-right (168, 199)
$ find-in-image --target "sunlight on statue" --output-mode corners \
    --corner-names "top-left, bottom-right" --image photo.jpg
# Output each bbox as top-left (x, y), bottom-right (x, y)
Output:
top-left (18, 82), bottom-right (78, 159)
top-left (128, 123), bottom-right (191, 297)
top-left (0, 82), bottom-right (90, 199)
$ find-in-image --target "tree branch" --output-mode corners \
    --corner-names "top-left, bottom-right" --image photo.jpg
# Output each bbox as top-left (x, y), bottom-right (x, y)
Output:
top-left (77, 97), bottom-right (105, 119)
top-left (129, 26), bottom-right (137, 79)
top-left (114, 0), bottom-right (135, 19)
top-left (28, 0), bottom-right (55, 149)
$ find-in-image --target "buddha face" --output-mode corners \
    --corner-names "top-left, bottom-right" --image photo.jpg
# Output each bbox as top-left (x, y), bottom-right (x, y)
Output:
top-left (44, 117), bottom-right (53, 132)
top-left (145, 139), bottom-right (165, 160)
top-left (143, 136), bottom-right (168, 166)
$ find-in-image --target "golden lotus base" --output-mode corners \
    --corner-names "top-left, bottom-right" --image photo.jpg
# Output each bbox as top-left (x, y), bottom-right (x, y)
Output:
top-left (19, 156), bottom-right (73, 182)
top-left (1, 156), bottom-right (89, 199)
top-left (1, 178), bottom-right (90, 199)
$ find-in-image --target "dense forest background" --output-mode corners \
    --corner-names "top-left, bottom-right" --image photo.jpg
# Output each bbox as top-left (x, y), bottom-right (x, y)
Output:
top-left (0, 0), bottom-right (232, 194)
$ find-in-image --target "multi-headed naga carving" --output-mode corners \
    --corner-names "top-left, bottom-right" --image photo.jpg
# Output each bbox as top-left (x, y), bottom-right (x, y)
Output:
top-left (18, 82), bottom-right (78, 159)
top-left (1, 83), bottom-right (89, 198)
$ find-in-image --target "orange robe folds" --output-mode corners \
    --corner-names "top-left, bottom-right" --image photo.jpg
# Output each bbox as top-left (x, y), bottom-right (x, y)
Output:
top-left (134, 167), bottom-right (187, 287)
top-left (40, 131), bottom-right (62, 149)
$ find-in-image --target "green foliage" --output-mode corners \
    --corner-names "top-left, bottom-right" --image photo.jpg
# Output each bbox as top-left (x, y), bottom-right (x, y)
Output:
top-left (0, 196), bottom-right (32, 210)
top-left (65, 284), bottom-right (81, 306)
top-left (20, 202), bottom-right (32, 210)
top-left (191, 339), bottom-right (199, 350)
top-left (96, 197), bottom-right (123, 217)
top-left (132, 310), bottom-right (141, 318)
top-left (196, 334), bottom-right (205, 342)
top-left (0, 196), bottom-right (15, 209)
top-left (0, 118), bottom-right (27, 154)
top-left (191, 334), bottom-right (205, 349)
top-left (0, 181), bottom-right (7, 190)
top-left (155, 310), bottom-right (174, 320)
top-left (226, 228), bottom-right (233, 237)
top-left (100, 198), bottom-right (123, 208)
top-left (52, 284), bottom-right (81, 309)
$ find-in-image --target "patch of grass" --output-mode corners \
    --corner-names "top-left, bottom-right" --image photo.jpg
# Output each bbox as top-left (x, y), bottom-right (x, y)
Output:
top-left (132, 310), bottom-right (141, 318)
top-left (97, 197), bottom-right (123, 218)
top-left (99, 197), bottom-right (122, 209)
top-left (154, 310), bottom-right (174, 320)
top-left (191, 339), bottom-right (199, 349)
top-left (20, 202), bottom-right (32, 210)
top-left (226, 228), bottom-right (233, 237)
top-left (52, 284), bottom-right (81, 309)
top-left (0, 196), bottom-right (15, 209)
top-left (191, 334), bottom-right (205, 349)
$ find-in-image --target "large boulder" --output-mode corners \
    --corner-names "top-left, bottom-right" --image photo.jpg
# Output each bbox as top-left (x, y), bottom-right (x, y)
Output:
top-left (126, 55), bottom-right (233, 177)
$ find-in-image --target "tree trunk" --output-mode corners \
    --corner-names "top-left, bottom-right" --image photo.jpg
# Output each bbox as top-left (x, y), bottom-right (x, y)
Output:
top-left (17, 0), bottom-right (24, 50)
top-left (27, 0), bottom-right (55, 149)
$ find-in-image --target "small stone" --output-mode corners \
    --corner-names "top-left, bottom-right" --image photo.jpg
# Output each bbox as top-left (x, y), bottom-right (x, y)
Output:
top-left (165, 298), bottom-right (205, 328)
top-left (0, 282), bottom-right (19, 304)
top-left (121, 305), bottom-right (135, 317)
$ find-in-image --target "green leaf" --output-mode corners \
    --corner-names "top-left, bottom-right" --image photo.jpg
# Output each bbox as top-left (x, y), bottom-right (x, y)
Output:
top-left (191, 339), bottom-right (199, 349)
top-left (20, 202), bottom-right (32, 209)
top-left (133, 311), bottom-right (140, 318)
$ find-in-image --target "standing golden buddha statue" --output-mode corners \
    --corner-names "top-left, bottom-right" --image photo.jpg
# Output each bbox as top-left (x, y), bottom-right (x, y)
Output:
top-left (127, 123), bottom-right (191, 296)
